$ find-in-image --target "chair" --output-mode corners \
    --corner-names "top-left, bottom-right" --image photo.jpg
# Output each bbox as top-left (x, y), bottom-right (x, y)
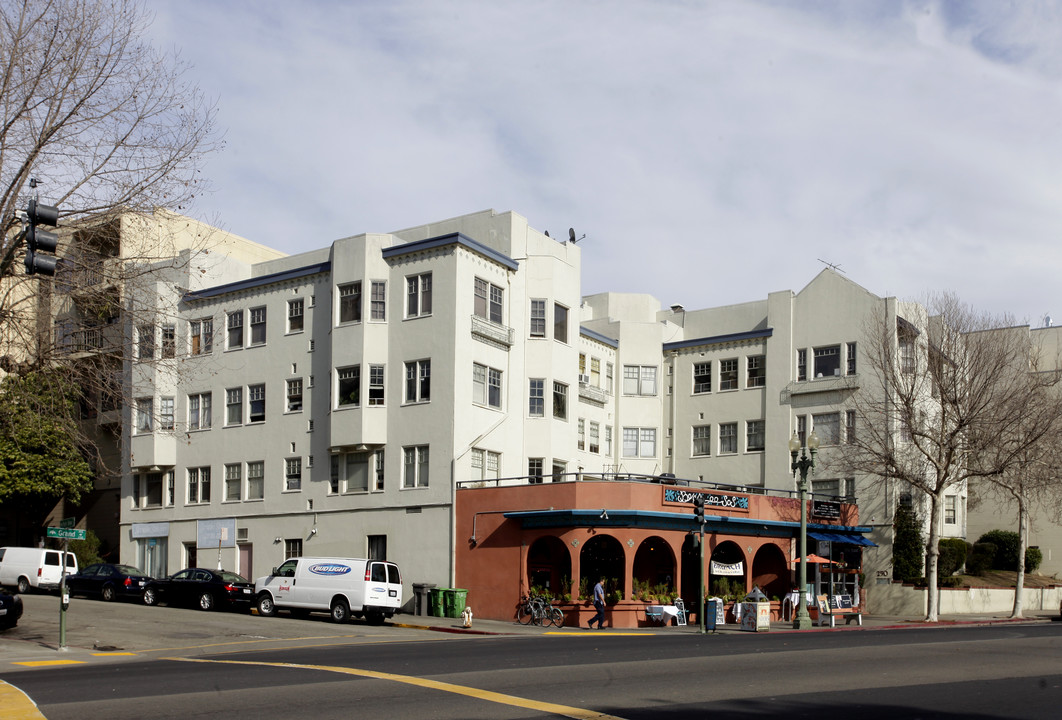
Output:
top-left (673, 598), bottom-right (687, 626)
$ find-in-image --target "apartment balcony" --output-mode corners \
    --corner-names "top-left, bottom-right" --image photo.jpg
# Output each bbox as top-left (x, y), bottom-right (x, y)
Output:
top-left (578, 382), bottom-right (609, 406)
top-left (329, 405), bottom-right (388, 449)
top-left (129, 432), bottom-right (177, 470)
top-left (781, 374), bottom-right (860, 404)
top-left (470, 315), bottom-right (514, 348)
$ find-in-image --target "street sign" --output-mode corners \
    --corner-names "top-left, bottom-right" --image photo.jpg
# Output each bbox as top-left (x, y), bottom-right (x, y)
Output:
top-left (46, 527), bottom-right (86, 540)
top-left (59, 517), bottom-right (76, 529)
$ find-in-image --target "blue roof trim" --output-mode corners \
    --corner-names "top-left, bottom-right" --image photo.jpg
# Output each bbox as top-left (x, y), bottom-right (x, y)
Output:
top-left (580, 326), bottom-right (619, 348)
top-left (182, 261), bottom-right (332, 303)
top-left (663, 328), bottom-right (773, 352)
top-left (382, 232), bottom-right (519, 271)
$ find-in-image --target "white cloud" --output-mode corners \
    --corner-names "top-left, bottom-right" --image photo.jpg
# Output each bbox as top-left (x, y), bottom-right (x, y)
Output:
top-left (144, 0), bottom-right (1062, 324)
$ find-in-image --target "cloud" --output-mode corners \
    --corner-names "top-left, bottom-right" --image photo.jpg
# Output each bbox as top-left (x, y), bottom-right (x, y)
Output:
top-left (144, 0), bottom-right (1062, 324)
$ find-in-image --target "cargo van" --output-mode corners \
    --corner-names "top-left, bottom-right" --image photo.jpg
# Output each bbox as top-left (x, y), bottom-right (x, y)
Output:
top-left (0, 547), bottom-right (79, 593)
top-left (254, 557), bottom-right (402, 625)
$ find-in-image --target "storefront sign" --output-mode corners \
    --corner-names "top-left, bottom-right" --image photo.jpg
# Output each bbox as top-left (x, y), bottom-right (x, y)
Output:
top-left (710, 560), bottom-right (744, 576)
top-left (197, 518), bottom-right (236, 549)
top-left (664, 488), bottom-right (749, 511)
top-left (812, 500), bottom-right (840, 520)
top-left (131, 522), bottom-right (170, 539)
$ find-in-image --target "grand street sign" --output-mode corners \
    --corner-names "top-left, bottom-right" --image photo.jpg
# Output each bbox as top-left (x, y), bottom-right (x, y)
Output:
top-left (46, 526), bottom-right (86, 540)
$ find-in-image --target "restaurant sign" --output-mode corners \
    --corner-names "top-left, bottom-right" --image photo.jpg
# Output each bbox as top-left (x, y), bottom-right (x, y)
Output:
top-left (664, 488), bottom-right (749, 511)
top-left (812, 500), bottom-right (841, 520)
top-left (710, 561), bottom-right (745, 576)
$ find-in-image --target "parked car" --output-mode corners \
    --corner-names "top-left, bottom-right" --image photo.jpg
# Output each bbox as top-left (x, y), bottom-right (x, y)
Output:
top-left (143, 568), bottom-right (254, 611)
top-left (255, 557), bottom-right (403, 624)
top-left (0, 546), bottom-right (79, 593)
top-left (67, 563), bottom-right (152, 602)
top-left (0, 588), bottom-right (22, 629)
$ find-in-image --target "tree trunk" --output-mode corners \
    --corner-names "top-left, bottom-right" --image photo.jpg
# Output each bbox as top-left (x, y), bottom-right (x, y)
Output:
top-left (1011, 502), bottom-right (1028, 619)
top-left (924, 491), bottom-right (942, 622)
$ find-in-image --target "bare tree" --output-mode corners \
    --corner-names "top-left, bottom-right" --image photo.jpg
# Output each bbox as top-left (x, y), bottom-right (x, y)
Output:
top-left (843, 294), bottom-right (1062, 621)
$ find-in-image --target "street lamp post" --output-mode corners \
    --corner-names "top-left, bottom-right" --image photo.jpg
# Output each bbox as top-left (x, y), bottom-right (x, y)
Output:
top-left (789, 430), bottom-right (820, 630)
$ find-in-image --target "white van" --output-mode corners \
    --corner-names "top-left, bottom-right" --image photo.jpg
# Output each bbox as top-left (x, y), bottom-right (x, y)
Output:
top-left (0, 547), bottom-right (79, 593)
top-left (254, 557), bottom-right (402, 625)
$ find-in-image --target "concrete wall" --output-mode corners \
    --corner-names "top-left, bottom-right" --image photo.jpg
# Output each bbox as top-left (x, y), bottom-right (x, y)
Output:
top-left (867, 582), bottom-right (1062, 615)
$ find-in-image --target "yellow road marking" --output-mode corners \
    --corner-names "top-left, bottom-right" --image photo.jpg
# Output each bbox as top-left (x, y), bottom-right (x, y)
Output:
top-left (10, 660), bottom-right (85, 667)
top-left (0, 680), bottom-right (47, 720)
top-left (546, 632), bottom-right (648, 637)
top-left (169, 657), bottom-right (627, 720)
top-left (91, 652), bottom-right (136, 657)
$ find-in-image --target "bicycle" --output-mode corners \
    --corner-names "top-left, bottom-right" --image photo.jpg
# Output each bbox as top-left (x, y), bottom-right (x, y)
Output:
top-left (517, 594), bottom-right (565, 627)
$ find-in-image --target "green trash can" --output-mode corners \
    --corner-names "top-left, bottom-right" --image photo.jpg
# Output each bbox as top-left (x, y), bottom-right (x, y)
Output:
top-left (429, 587), bottom-right (445, 617)
top-left (447, 588), bottom-right (468, 619)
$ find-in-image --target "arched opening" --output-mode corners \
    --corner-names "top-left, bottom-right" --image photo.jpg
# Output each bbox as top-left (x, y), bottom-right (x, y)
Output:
top-left (750, 543), bottom-right (789, 598)
top-left (680, 533), bottom-right (702, 611)
top-left (580, 534), bottom-right (626, 601)
top-left (632, 536), bottom-right (676, 602)
top-left (526, 536), bottom-right (572, 599)
top-left (708, 540), bottom-right (746, 599)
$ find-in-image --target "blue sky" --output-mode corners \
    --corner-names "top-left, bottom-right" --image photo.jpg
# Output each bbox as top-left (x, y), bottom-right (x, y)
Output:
top-left (144, 0), bottom-right (1062, 326)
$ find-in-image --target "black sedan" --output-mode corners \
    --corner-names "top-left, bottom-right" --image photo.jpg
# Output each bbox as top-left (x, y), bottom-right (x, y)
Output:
top-left (67, 563), bottom-right (152, 602)
top-left (0, 589), bottom-right (23, 629)
top-left (142, 568), bottom-right (254, 611)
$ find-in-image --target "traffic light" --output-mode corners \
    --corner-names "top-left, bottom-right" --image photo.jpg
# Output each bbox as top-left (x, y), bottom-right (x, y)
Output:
top-left (24, 198), bottom-right (60, 276)
top-left (694, 494), bottom-right (705, 523)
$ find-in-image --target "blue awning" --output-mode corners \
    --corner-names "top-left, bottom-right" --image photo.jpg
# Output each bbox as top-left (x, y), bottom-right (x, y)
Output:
top-left (808, 531), bottom-right (877, 547)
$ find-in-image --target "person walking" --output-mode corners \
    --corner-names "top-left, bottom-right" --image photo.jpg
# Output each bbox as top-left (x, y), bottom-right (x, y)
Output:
top-left (588, 577), bottom-right (606, 629)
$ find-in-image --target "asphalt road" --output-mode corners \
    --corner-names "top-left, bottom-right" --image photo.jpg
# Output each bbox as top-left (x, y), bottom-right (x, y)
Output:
top-left (2, 597), bottom-right (1061, 720)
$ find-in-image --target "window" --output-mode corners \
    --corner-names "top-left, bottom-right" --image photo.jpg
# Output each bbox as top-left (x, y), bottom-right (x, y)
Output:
top-left (338, 366), bottom-right (360, 407)
top-left (796, 415), bottom-right (807, 446)
top-left (605, 425), bottom-right (613, 455)
top-left (248, 383), bottom-right (265, 423)
top-left (529, 379), bottom-right (544, 417)
top-left (227, 311), bottom-right (243, 349)
top-left (403, 446), bottom-right (429, 488)
top-left (247, 461), bottom-right (264, 500)
top-left (554, 303), bottom-right (568, 343)
top-left (159, 397), bottom-right (174, 431)
top-left (622, 427), bottom-right (657, 457)
top-left (530, 299), bottom-right (546, 337)
top-left (719, 359), bottom-right (738, 390)
top-left (339, 282), bottom-right (362, 323)
top-left (471, 448), bottom-right (501, 481)
top-left (552, 381), bottom-right (568, 420)
top-left (284, 539), bottom-right (302, 561)
top-left (161, 325), bottom-right (176, 359)
top-left (590, 357), bottom-right (601, 386)
top-left (693, 425), bottom-right (710, 456)
top-left (187, 467), bottom-right (210, 504)
top-left (370, 280), bottom-right (386, 320)
top-left (944, 495), bottom-right (956, 524)
top-left (166, 471), bottom-right (175, 506)
top-left (191, 318), bottom-right (213, 355)
top-left (813, 412), bottom-right (841, 445)
top-left (693, 362), bottom-right (711, 394)
top-left (845, 410), bottom-right (856, 443)
top-left (287, 379), bottom-right (303, 412)
top-left (746, 420), bottom-right (764, 451)
top-left (144, 472), bottom-right (163, 508)
top-left (406, 273), bottom-right (432, 317)
top-left (288, 299), bottom-right (304, 332)
top-left (368, 365), bottom-right (385, 406)
top-left (623, 365), bottom-right (657, 396)
top-left (226, 388), bottom-right (242, 425)
top-left (249, 307), bottom-right (266, 345)
top-left (846, 342), bottom-right (857, 375)
top-left (528, 458), bottom-right (544, 483)
top-left (606, 363), bottom-right (614, 394)
top-left (404, 360), bottom-right (430, 403)
top-left (336, 452), bottom-right (369, 493)
top-left (813, 345), bottom-right (841, 378)
top-left (472, 364), bottom-right (502, 409)
top-left (329, 455), bottom-right (340, 494)
top-left (367, 535), bottom-right (387, 561)
top-left (552, 460), bottom-right (566, 483)
top-left (375, 452), bottom-right (385, 491)
top-left (747, 356), bottom-right (766, 388)
top-left (474, 278), bottom-right (503, 323)
top-left (136, 325), bottom-right (155, 361)
top-left (224, 464), bottom-right (242, 501)
top-left (589, 422), bottom-right (600, 454)
top-left (285, 458), bottom-right (302, 491)
top-left (577, 418), bottom-right (585, 450)
top-left (136, 397), bottom-right (152, 434)
top-left (797, 349), bottom-right (807, 381)
top-left (813, 477), bottom-right (854, 499)
top-left (719, 423), bottom-right (738, 454)
top-left (899, 335), bottom-right (916, 374)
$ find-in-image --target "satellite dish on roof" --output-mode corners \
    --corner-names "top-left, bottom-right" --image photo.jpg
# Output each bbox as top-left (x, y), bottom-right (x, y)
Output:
top-left (568, 228), bottom-right (585, 244)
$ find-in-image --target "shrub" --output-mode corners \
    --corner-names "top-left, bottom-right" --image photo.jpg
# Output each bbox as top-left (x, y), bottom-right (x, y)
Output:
top-left (967, 542), bottom-right (996, 576)
top-left (976, 530), bottom-right (1021, 570)
top-left (1025, 547), bottom-right (1043, 574)
top-left (937, 537), bottom-right (968, 577)
top-left (69, 529), bottom-right (103, 569)
top-left (892, 502), bottom-right (924, 582)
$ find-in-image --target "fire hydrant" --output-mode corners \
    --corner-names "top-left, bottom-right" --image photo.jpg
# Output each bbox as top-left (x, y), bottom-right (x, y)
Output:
top-left (461, 606), bottom-right (473, 628)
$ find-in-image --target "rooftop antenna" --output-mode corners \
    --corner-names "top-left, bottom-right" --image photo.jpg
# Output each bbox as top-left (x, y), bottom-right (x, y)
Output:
top-left (568, 228), bottom-right (585, 244)
top-left (817, 258), bottom-right (845, 274)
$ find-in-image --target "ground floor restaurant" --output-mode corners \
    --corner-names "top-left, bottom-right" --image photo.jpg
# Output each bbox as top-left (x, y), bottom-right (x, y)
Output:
top-left (455, 480), bottom-right (873, 628)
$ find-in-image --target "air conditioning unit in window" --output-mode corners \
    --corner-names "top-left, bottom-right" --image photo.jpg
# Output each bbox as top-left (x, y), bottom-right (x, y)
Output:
top-left (578, 374), bottom-right (590, 385)
top-left (237, 527), bottom-right (248, 541)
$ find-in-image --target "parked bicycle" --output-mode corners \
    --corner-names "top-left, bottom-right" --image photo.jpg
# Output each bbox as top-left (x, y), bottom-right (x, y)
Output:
top-left (517, 593), bottom-right (564, 627)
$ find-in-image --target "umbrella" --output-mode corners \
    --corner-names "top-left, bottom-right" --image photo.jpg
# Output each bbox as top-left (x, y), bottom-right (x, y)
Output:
top-left (793, 554), bottom-right (834, 564)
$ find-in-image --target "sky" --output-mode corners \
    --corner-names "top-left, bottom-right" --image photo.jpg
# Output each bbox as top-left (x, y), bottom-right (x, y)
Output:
top-left (143, 0), bottom-right (1062, 326)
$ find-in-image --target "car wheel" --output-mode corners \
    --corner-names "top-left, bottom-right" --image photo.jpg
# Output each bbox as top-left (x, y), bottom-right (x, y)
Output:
top-left (143, 587), bottom-right (158, 606)
top-left (101, 584), bottom-right (116, 602)
top-left (330, 598), bottom-right (350, 623)
top-left (257, 593), bottom-right (277, 617)
top-left (16, 577), bottom-right (29, 594)
top-left (198, 592), bottom-right (215, 611)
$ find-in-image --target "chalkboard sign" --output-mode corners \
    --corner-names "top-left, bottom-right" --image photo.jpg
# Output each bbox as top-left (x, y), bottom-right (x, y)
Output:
top-left (812, 500), bottom-right (840, 519)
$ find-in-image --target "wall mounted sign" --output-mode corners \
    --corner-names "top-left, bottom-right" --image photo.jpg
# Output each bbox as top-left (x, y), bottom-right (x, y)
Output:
top-left (664, 488), bottom-right (750, 511)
